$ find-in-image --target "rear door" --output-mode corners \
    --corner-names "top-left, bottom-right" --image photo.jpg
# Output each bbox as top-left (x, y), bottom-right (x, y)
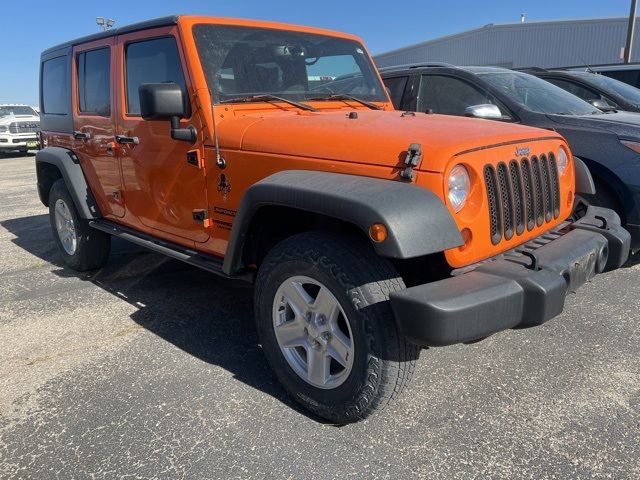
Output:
top-left (115, 28), bottom-right (209, 243)
top-left (72, 38), bottom-right (124, 217)
top-left (382, 75), bottom-right (409, 109)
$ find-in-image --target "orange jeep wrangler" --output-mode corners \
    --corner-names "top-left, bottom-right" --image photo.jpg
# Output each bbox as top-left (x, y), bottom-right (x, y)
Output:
top-left (36, 16), bottom-right (630, 423)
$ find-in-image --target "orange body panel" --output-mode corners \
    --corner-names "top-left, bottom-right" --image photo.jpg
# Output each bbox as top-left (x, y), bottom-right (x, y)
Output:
top-left (44, 15), bottom-right (577, 269)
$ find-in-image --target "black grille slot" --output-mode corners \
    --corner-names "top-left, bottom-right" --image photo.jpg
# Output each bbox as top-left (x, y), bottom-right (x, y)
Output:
top-left (521, 158), bottom-right (535, 231)
top-left (548, 153), bottom-right (561, 218)
top-left (539, 154), bottom-right (553, 222)
top-left (484, 165), bottom-right (502, 245)
top-left (530, 157), bottom-right (545, 226)
top-left (483, 152), bottom-right (561, 244)
top-left (497, 162), bottom-right (514, 240)
top-left (509, 160), bottom-right (525, 235)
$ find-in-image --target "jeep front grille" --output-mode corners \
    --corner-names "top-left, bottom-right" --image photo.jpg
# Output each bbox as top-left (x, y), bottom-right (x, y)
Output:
top-left (484, 153), bottom-right (561, 245)
top-left (9, 122), bottom-right (40, 134)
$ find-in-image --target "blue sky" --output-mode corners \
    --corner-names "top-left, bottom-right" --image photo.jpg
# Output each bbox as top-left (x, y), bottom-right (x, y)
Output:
top-left (0, 0), bottom-right (632, 104)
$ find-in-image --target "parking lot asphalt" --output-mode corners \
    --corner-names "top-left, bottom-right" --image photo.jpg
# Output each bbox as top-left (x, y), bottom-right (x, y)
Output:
top-left (0, 153), bottom-right (639, 479)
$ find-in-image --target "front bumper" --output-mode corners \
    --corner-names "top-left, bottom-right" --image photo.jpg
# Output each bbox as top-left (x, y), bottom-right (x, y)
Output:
top-left (0, 134), bottom-right (39, 150)
top-left (390, 206), bottom-right (630, 346)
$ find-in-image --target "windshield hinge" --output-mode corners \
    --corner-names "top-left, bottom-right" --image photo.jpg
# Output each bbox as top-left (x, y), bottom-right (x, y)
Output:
top-left (399, 143), bottom-right (422, 181)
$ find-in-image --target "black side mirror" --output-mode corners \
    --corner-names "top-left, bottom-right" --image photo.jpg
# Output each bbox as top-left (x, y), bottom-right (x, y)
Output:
top-left (139, 83), bottom-right (197, 143)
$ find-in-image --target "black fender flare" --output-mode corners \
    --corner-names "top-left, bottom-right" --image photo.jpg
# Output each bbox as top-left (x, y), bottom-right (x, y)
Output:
top-left (35, 147), bottom-right (101, 219)
top-left (222, 170), bottom-right (463, 275)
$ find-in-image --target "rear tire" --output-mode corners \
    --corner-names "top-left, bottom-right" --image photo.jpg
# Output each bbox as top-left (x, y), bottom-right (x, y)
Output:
top-left (48, 179), bottom-right (111, 271)
top-left (254, 231), bottom-right (419, 424)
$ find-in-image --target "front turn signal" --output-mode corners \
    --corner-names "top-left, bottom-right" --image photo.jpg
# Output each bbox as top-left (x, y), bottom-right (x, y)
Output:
top-left (369, 223), bottom-right (388, 243)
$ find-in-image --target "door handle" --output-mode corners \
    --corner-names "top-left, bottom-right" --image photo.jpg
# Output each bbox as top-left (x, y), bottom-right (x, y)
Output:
top-left (115, 135), bottom-right (139, 145)
top-left (73, 131), bottom-right (90, 140)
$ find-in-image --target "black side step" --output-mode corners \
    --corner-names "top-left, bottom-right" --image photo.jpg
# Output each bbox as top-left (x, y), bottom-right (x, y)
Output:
top-left (89, 219), bottom-right (252, 282)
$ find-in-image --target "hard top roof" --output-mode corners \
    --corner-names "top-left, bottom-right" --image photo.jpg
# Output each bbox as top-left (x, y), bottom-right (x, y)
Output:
top-left (42, 15), bottom-right (179, 56)
top-left (41, 15), bottom-right (362, 57)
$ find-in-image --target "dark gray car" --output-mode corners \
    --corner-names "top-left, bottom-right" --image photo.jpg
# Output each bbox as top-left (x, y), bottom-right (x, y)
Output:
top-left (524, 69), bottom-right (640, 113)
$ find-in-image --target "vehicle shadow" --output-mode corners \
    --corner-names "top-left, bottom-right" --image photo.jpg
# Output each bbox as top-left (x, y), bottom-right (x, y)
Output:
top-left (1, 213), bottom-right (334, 424)
top-left (0, 151), bottom-right (36, 158)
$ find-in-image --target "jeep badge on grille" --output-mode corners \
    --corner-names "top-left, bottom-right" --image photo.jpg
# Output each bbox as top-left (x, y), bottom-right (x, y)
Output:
top-left (515, 146), bottom-right (531, 156)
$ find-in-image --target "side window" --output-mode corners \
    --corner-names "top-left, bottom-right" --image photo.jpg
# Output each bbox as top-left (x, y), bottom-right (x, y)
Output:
top-left (545, 78), bottom-right (611, 105)
top-left (383, 76), bottom-right (408, 109)
top-left (42, 56), bottom-right (69, 115)
top-left (77, 48), bottom-right (111, 116)
top-left (601, 70), bottom-right (640, 89)
top-left (125, 37), bottom-right (188, 116)
top-left (418, 74), bottom-right (501, 116)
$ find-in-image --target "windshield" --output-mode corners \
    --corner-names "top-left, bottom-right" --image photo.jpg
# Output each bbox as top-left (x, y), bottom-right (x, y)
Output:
top-left (479, 71), bottom-right (600, 115)
top-left (574, 72), bottom-right (640, 106)
top-left (192, 24), bottom-right (387, 103)
top-left (0, 105), bottom-right (38, 117)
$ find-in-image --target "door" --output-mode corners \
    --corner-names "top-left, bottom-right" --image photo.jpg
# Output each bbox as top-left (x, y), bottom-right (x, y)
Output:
top-left (115, 28), bottom-right (209, 243)
top-left (72, 38), bottom-right (124, 217)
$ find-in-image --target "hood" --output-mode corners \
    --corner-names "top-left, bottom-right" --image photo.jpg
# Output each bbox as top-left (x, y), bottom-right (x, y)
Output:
top-left (0, 114), bottom-right (40, 125)
top-left (548, 111), bottom-right (640, 138)
top-left (217, 109), bottom-right (561, 172)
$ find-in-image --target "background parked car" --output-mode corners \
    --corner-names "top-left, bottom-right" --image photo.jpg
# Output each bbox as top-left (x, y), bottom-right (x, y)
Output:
top-left (380, 64), bottom-right (640, 250)
top-left (564, 63), bottom-right (640, 90)
top-left (0, 104), bottom-right (40, 155)
top-left (523, 68), bottom-right (640, 113)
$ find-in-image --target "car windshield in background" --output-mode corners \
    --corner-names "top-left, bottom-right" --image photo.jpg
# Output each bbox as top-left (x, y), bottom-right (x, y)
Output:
top-left (0, 105), bottom-right (38, 117)
top-left (573, 72), bottom-right (640, 106)
top-left (479, 71), bottom-right (600, 115)
top-left (192, 24), bottom-right (387, 103)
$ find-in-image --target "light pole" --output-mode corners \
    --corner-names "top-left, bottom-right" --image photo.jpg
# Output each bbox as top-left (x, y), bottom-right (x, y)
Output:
top-left (96, 17), bottom-right (115, 31)
top-left (624, 0), bottom-right (637, 63)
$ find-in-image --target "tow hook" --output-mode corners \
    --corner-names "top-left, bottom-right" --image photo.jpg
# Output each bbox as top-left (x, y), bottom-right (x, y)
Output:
top-left (594, 215), bottom-right (608, 229)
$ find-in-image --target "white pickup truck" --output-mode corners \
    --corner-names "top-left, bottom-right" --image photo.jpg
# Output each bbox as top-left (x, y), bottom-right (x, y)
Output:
top-left (0, 104), bottom-right (40, 154)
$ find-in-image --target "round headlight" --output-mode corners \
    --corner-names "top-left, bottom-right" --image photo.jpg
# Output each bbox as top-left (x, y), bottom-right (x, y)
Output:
top-left (448, 164), bottom-right (470, 212)
top-left (557, 147), bottom-right (569, 175)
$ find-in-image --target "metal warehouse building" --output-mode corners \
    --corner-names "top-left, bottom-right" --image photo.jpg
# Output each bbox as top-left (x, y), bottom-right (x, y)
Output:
top-left (374, 17), bottom-right (640, 69)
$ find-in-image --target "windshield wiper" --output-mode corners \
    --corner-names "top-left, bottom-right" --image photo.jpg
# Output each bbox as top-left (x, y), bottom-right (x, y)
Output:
top-left (307, 94), bottom-right (382, 110)
top-left (219, 94), bottom-right (317, 112)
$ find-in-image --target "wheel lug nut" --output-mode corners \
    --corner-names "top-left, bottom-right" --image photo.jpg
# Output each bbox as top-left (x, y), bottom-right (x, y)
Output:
top-left (321, 332), bottom-right (331, 341)
top-left (317, 315), bottom-right (326, 325)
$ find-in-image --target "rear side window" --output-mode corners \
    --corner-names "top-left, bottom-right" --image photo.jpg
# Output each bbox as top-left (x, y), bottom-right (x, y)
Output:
top-left (125, 37), bottom-right (187, 115)
top-left (42, 56), bottom-right (69, 115)
top-left (77, 48), bottom-right (111, 116)
top-left (383, 76), bottom-right (408, 109)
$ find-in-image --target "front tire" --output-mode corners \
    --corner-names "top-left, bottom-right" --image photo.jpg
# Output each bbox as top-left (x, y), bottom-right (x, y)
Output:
top-left (48, 179), bottom-right (111, 271)
top-left (254, 232), bottom-right (418, 423)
